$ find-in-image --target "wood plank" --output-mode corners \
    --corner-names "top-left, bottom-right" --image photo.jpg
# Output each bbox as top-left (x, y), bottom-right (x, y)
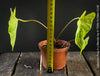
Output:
top-left (41, 65), bottom-right (67, 76)
top-left (83, 51), bottom-right (100, 76)
top-left (0, 53), bottom-right (20, 76)
top-left (14, 52), bottom-right (67, 76)
top-left (67, 52), bottom-right (93, 76)
top-left (14, 52), bottom-right (40, 76)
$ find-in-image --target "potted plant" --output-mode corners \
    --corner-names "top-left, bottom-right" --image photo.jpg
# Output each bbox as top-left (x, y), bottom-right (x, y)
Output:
top-left (8, 7), bottom-right (96, 70)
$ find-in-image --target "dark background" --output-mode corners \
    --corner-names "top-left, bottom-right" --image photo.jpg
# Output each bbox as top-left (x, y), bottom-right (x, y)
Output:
top-left (0, 0), bottom-right (99, 53)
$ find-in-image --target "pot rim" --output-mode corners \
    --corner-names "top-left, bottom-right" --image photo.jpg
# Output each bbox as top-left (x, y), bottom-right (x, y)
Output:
top-left (38, 40), bottom-right (70, 52)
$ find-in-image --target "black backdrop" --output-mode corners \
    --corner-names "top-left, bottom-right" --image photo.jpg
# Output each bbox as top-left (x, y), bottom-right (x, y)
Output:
top-left (0, 0), bottom-right (99, 52)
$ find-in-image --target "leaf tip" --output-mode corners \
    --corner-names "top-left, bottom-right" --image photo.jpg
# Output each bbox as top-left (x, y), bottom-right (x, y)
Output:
top-left (80, 51), bottom-right (82, 55)
top-left (14, 7), bottom-right (16, 16)
top-left (80, 10), bottom-right (86, 18)
top-left (12, 49), bottom-right (14, 52)
top-left (10, 8), bottom-right (12, 12)
top-left (11, 45), bottom-right (14, 51)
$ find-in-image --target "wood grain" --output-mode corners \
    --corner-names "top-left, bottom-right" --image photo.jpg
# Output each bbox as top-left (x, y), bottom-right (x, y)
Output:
top-left (14, 52), bottom-right (67, 76)
top-left (41, 65), bottom-right (67, 76)
top-left (14, 52), bottom-right (40, 76)
top-left (67, 52), bottom-right (93, 76)
top-left (83, 51), bottom-right (100, 76)
top-left (0, 52), bottom-right (97, 76)
top-left (0, 53), bottom-right (20, 76)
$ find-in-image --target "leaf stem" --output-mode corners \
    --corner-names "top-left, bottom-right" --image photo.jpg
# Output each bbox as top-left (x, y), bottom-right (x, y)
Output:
top-left (18, 19), bottom-right (47, 29)
top-left (18, 19), bottom-right (56, 42)
top-left (68, 39), bottom-right (75, 43)
top-left (56, 17), bottom-right (79, 41)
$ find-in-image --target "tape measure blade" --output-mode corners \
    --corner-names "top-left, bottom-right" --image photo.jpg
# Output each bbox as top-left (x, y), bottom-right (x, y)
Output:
top-left (47, 0), bottom-right (55, 73)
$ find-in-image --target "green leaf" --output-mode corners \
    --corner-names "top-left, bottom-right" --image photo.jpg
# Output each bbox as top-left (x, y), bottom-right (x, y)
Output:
top-left (8, 8), bottom-right (18, 51)
top-left (75, 11), bottom-right (96, 54)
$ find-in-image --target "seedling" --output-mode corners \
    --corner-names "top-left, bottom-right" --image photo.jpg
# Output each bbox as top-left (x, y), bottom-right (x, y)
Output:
top-left (8, 7), bottom-right (96, 54)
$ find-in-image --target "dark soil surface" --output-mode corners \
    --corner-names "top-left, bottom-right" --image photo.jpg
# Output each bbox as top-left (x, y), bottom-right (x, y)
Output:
top-left (42, 40), bottom-right (70, 49)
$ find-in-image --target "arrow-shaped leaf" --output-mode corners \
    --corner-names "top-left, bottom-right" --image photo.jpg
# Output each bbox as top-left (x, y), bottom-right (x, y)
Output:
top-left (75, 11), bottom-right (96, 54)
top-left (8, 8), bottom-right (18, 51)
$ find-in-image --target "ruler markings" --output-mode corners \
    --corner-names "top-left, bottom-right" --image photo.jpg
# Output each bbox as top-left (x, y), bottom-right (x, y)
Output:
top-left (47, 0), bottom-right (55, 73)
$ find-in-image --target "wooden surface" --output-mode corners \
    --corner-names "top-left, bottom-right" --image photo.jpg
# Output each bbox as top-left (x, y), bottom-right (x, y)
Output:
top-left (0, 51), bottom-right (99, 76)
top-left (83, 52), bottom-right (100, 76)
top-left (14, 52), bottom-right (40, 76)
top-left (0, 53), bottom-right (20, 76)
top-left (41, 65), bottom-right (67, 76)
top-left (67, 52), bottom-right (93, 76)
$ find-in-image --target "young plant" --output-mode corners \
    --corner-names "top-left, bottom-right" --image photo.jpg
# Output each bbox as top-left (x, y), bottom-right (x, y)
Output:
top-left (8, 7), bottom-right (96, 54)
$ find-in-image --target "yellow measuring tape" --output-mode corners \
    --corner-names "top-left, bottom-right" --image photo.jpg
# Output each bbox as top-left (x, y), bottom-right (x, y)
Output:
top-left (47, 0), bottom-right (55, 73)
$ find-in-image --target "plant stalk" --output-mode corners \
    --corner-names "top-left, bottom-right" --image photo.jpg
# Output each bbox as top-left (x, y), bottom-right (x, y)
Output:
top-left (18, 19), bottom-right (56, 42)
top-left (56, 17), bottom-right (79, 41)
top-left (68, 39), bottom-right (75, 43)
top-left (18, 19), bottom-right (48, 29)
